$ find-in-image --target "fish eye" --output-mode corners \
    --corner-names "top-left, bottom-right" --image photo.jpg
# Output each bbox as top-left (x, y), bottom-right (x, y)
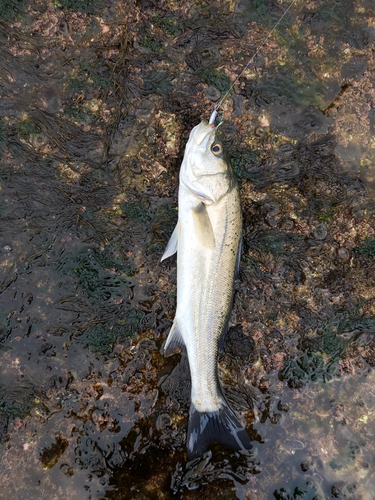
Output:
top-left (211, 143), bottom-right (223, 155)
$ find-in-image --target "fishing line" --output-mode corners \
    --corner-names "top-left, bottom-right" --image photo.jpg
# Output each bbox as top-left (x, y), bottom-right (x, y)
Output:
top-left (208, 102), bottom-right (229, 127)
top-left (213, 0), bottom-right (298, 118)
top-left (216, 101), bottom-right (229, 129)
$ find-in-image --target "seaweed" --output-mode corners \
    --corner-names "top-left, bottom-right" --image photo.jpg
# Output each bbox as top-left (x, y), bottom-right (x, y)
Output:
top-left (0, 0), bottom-right (24, 20)
top-left (17, 119), bottom-right (39, 137)
top-left (283, 351), bottom-right (338, 385)
top-left (55, 0), bottom-right (102, 14)
top-left (353, 238), bottom-right (375, 259)
top-left (65, 105), bottom-right (88, 121)
top-left (147, 203), bottom-right (178, 254)
top-left (249, 231), bottom-right (304, 255)
top-left (78, 322), bottom-right (117, 354)
top-left (139, 33), bottom-right (163, 53)
top-left (0, 311), bottom-right (12, 346)
top-left (66, 61), bottom-right (109, 96)
top-left (78, 310), bottom-right (143, 355)
top-left (142, 70), bottom-right (174, 95)
top-left (55, 249), bottom-right (132, 308)
top-left (0, 380), bottom-right (44, 419)
top-left (198, 68), bottom-right (232, 94)
top-left (0, 119), bottom-right (7, 155)
top-left (283, 313), bottom-right (375, 385)
top-left (241, 66), bottom-right (327, 109)
top-left (315, 207), bottom-right (335, 221)
top-left (40, 436), bottom-right (69, 469)
top-left (121, 201), bottom-right (151, 224)
top-left (94, 243), bottom-right (133, 275)
top-left (238, 0), bottom-right (283, 28)
top-left (230, 148), bottom-right (260, 180)
top-left (153, 15), bottom-right (181, 36)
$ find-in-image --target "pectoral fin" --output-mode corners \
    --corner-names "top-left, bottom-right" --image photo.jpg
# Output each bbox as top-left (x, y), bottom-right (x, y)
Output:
top-left (192, 202), bottom-right (215, 250)
top-left (161, 222), bottom-right (179, 261)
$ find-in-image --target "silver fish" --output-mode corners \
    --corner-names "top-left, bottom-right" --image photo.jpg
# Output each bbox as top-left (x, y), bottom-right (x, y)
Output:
top-left (161, 110), bottom-right (252, 458)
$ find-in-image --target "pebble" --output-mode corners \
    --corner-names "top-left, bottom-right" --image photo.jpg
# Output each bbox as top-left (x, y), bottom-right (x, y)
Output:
top-left (312, 223), bottom-right (327, 240)
top-left (331, 486), bottom-right (340, 498)
top-left (3, 245), bottom-right (12, 252)
top-left (283, 219), bottom-right (294, 230)
top-left (337, 246), bottom-right (351, 262)
top-left (266, 217), bottom-right (278, 227)
top-left (300, 462), bottom-right (310, 472)
top-left (203, 86), bottom-right (221, 102)
top-left (254, 126), bottom-right (267, 137)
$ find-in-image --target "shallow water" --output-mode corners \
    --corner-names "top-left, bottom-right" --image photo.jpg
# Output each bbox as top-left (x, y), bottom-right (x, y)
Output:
top-left (0, 0), bottom-right (375, 499)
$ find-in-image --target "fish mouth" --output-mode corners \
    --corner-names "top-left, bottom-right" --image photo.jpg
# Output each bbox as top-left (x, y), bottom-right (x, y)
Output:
top-left (191, 121), bottom-right (215, 148)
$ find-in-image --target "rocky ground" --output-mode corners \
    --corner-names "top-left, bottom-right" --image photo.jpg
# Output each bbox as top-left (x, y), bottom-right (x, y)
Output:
top-left (0, 0), bottom-right (375, 499)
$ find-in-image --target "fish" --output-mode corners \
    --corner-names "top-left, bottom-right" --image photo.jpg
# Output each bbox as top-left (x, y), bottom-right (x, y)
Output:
top-left (161, 110), bottom-right (252, 458)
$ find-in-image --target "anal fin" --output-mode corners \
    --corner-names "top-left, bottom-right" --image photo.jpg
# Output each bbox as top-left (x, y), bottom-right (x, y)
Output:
top-left (163, 319), bottom-right (184, 357)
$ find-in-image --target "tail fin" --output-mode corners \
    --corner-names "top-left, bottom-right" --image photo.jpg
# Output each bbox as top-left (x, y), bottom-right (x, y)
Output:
top-left (187, 402), bottom-right (252, 459)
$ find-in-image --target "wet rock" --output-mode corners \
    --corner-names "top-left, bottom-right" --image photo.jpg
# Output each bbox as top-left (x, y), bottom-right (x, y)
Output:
top-left (0, 414), bottom-right (9, 443)
top-left (254, 126), bottom-right (268, 137)
top-left (0, 99), bottom-right (17, 115)
top-left (312, 223), bottom-right (327, 240)
top-left (266, 217), bottom-right (279, 227)
top-left (285, 438), bottom-right (305, 450)
top-left (203, 85), bottom-right (221, 102)
top-left (297, 107), bottom-right (324, 133)
top-left (156, 413), bottom-right (172, 431)
top-left (135, 100), bottom-right (155, 120)
top-left (364, 393), bottom-right (375, 410)
top-left (336, 246), bottom-right (351, 262)
top-left (283, 219), bottom-right (294, 230)
top-left (223, 325), bottom-right (255, 359)
top-left (341, 59), bottom-right (367, 79)
top-left (3, 245), bottom-right (12, 252)
top-left (278, 143), bottom-right (295, 156)
top-left (274, 161), bottom-right (300, 181)
top-left (231, 94), bottom-right (244, 116)
top-left (160, 353), bottom-right (190, 409)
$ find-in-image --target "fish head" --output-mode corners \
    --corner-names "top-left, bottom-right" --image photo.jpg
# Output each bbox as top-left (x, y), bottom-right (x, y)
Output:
top-left (181, 119), bottom-right (232, 203)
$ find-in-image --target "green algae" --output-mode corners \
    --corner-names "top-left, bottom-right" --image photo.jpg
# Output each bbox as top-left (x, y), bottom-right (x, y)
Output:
top-left (143, 70), bottom-right (174, 95)
top-left (0, 120), bottom-right (7, 155)
top-left (139, 33), bottom-right (163, 53)
top-left (230, 148), bottom-right (260, 180)
top-left (121, 201), bottom-right (151, 224)
top-left (153, 15), bottom-right (182, 36)
top-left (353, 237), bottom-right (375, 259)
top-left (283, 312), bottom-right (375, 385)
top-left (17, 119), bottom-right (39, 137)
top-left (198, 68), bottom-right (232, 94)
top-left (54, 0), bottom-right (102, 13)
top-left (0, 0), bottom-right (24, 20)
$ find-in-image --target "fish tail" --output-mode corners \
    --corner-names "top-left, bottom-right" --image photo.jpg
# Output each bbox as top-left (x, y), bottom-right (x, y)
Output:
top-left (187, 402), bottom-right (252, 459)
